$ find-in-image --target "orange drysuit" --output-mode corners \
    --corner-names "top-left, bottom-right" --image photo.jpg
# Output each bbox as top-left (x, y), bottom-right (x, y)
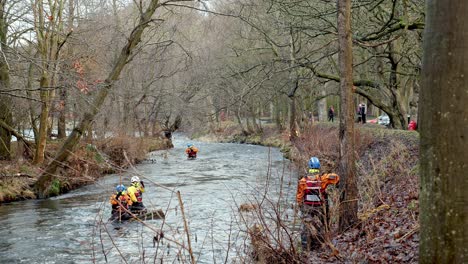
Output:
top-left (296, 173), bottom-right (340, 204)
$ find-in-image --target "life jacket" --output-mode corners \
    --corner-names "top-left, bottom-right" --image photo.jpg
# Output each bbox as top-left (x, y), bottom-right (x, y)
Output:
top-left (135, 189), bottom-right (143, 202)
top-left (187, 148), bottom-right (197, 157)
top-left (304, 178), bottom-right (326, 206)
top-left (111, 193), bottom-right (130, 209)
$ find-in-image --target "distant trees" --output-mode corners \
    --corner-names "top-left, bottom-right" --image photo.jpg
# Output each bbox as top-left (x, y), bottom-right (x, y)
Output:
top-left (419, 0), bottom-right (468, 262)
top-left (190, 0), bottom-right (425, 135)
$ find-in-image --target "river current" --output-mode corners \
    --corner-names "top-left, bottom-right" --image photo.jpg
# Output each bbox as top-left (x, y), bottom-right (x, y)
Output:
top-left (0, 136), bottom-right (298, 263)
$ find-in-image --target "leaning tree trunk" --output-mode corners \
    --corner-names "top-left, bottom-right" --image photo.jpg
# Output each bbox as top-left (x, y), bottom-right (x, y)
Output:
top-left (34, 0), bottom-right (162, 198)
top-left (337, 0), bottom-right (358, 232)
top-left (0, 0), bottom-right (11, 160)
top-left (419, 0), bottom-right (468, 263)
top-left (0, 96), bottom-right (12, 159)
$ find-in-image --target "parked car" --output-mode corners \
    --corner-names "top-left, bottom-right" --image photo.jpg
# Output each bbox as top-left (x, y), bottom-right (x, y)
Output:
top-left (368, 118), bottom-right (378, 124)
top-left (378, 114), bottom-right (390, 126)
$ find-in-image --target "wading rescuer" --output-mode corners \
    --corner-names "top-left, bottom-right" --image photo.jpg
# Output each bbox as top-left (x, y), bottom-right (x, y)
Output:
top-left (109, 184), bottom-right (132, 221)
top-left (296, 157), bottom-right (340, 250)
top-left (185, 143), bottom-right (198, 159)
top-left (127, 176), bottom-right (146, 213)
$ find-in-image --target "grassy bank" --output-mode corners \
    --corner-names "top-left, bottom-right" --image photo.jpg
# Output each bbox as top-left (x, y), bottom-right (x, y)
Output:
top-left (194, 121), bottom-right (292, 156)
top-left (0, 136), bottom-right (172, 203)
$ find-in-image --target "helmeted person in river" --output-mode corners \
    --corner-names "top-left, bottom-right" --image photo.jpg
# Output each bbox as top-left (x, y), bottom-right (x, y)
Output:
top-left (109, 184), bottom-right (132, 221)
top-left (296, 157), bottom-right (340, 251)
top-left (185, 143), bottom-right (198, 159)
top-left (127, 176), bottom-right (146, 213)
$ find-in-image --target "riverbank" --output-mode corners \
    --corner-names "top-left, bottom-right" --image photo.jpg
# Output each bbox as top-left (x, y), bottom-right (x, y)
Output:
top-left (192, 121), bottom-right (420, 262)
top-left (0, 136), bottom-right (172, 203)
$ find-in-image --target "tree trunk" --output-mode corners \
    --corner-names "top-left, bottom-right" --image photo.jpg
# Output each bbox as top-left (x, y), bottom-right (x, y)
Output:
top-left (26, 59), bottom-right (39, 144)
top-left (34, 74), bottom-right (51, 164)
top-left (58, 0), bottom-right (75, 140)
top-left (317, 89), bottom-right (327, 121)
top-left (0, 97), bottom-right (12, 159)
top-left (235, 109), bottom-right (248, 136)
top-left (419, 1), bottom-right (468, 262)
top-left (57, 86), bottom-right (67, 139)
top-left (35, 0), bottom-right (163, 198)
top-left (337, 0), bottom-right (358, 231)
top-left (0, 0), bottom-right (11, 160)
top-left (273, 98), bottom-right (282, 131)
top-left (288, 93), bottom-right (298, 141)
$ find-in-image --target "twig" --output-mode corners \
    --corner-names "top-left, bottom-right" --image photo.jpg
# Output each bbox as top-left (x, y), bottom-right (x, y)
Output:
top-left (397, 224), bottom-right (420, 242)
top-left (101, 215), bottom-right (129, 264)
top-left (177, 190), bottom-right (196, 264)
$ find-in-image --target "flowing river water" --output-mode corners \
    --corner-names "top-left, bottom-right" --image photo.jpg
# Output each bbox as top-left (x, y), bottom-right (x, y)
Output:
top-left (0, 136), bottom-right (298, 263)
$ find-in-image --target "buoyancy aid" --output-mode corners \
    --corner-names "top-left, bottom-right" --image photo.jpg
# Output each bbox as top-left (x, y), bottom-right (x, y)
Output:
top-left (110, 192), bottom-right (131, 209)
top-left (304, 178), bottom-right (326, 206)
top-left (302, 173), bottom-right (339, 206)
top-left (135, 189), bottom-right (142, 202)
top-left (186, 146), bottom-right (198, 157)
top-left (188, 149), bottom-right (196, 157)
top-left (127, 185), bottom-right (143, 203)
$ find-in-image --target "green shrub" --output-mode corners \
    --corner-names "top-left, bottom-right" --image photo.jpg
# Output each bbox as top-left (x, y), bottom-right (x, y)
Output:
top-left (49, 179), bottom-right (61, 196)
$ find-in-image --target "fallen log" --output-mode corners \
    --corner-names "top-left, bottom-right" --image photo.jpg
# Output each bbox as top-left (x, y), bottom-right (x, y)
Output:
top-left (110, 209), bottom-right (165, 223)
top-left (138, 209), bottom-right (165, 220)
top-left (0, 119), bottom-right (34, 150)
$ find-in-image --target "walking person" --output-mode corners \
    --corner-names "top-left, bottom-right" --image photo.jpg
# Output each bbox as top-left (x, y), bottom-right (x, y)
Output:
top-left (328, 106), bottom-right (335, 122)
top-left (357, 104), bottom-right (362, 123)
top-left (358, 103), bottom-right (367, 124)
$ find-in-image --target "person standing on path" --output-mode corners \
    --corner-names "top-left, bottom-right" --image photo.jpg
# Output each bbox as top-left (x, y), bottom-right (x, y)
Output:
top-left (358, 103), bottom-right (367, 124)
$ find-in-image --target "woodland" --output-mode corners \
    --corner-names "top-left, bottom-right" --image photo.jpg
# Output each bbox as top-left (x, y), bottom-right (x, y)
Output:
top-left (0, 0), bottom-right (465, 263)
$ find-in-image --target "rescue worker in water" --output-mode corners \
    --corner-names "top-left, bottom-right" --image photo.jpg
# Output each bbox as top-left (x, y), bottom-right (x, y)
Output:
top-left (109, 184), bottom-right (132, 221)
top-left (127, 176), bottom-right (146, 213)
top-left (296, 157), bottom-right (340, 250)
top-left (185, 143), bottom-right (199, 159)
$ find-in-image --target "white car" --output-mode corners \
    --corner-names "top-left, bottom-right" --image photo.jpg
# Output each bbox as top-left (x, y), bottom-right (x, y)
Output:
top-left (378, 115), bottom-right (390, 126)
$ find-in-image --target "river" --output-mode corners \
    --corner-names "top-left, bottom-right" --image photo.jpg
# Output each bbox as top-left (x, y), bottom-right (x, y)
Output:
top-left (0, 136), bottom-right (298, 263)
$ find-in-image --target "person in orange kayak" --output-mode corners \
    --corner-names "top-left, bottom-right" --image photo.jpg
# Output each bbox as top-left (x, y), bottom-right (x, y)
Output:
top-left (109, 184), bottom-right (132, 221)
top-left (127, 176), bottom-right (146, 213)
top-left (296, 157), bottom-right (340, 250)
top-left (185, 143), bottom-right (198, 159)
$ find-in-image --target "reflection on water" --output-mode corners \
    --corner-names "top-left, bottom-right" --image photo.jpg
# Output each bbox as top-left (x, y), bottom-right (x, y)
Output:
top-left (0, 136), bottom-right (297, 263)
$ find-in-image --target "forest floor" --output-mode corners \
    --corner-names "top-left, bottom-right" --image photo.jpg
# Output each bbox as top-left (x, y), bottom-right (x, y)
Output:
top-left (0, 135), bottom-right (172, 203)
top-left (193, 120), bottom-right (420, 263)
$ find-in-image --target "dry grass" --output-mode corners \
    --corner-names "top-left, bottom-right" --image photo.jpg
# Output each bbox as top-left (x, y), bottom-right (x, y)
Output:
top-left (240, 123), bottom-right (419, 262)
top-left (0, 161), bottom-right (39, 202)
top-left (292, 123), bottom-right (374, 175)
top-left (0, 135), bottom-right (171, 202)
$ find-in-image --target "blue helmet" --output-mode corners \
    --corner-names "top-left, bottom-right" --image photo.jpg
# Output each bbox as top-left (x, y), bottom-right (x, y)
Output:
top-left (308, 157), bottom-right (320, 169)
top-left (115, 184), bottom-right (126, 193)
top-left (187, 143), bottom-right (193, 148)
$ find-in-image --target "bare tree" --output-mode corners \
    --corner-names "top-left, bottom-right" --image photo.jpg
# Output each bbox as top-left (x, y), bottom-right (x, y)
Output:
top-left (35, 0), bottom-right (165, 197)
top-left (32, 0), bottom-right (68, 164)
